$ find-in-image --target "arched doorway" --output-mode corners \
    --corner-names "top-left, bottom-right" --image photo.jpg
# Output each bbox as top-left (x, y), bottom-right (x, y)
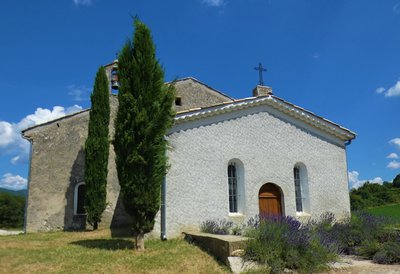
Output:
top-left (258, 183), bottom-right (283, 217)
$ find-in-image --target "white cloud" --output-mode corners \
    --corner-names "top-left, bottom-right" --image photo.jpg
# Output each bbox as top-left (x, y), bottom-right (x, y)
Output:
top-left (67, 85), bottom-right (91, 101)
top-left (389, 138), bottom-right (400, 150)
top-left (203, 0), bottom-right (224, 7)
top-left (66, 105), bottom-right (83, 114)
top-left (375, 87), bottom-right (385, 94)
top-left (387, 153), bottom-right (399, 159)
top-left (385, 81), bottom-right (400, 97)
top-left (0, 121), bottom-right (17, 148)
top-left (387, 160), bottom-right (400, 170)
top-left (0, 173), bottom-right (27, 190)
top-left (73, 0), bottom-right (93, 6)
top-left (348, 170), bottom-right (383, 189)
top-left (18, 106), bottom-right (70, 130)
top-left (376, 81), bottom-right (400, 97)
top-left (0, 105), bottom-right (82, 165)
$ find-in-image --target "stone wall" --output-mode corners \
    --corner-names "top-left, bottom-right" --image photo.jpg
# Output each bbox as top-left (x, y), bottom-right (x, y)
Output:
top-left (23, 79), bottom-right (234, 233)
top-left (173, 78), bottom-right (233, 112)
top-left (23, 95), bottom-right (132, 232)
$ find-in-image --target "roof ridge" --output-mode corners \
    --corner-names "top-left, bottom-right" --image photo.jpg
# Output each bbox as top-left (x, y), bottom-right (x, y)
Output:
top-left (22, 109), bottom-right (90, 134)
top-left (168, 77), bottom-right (235, 101)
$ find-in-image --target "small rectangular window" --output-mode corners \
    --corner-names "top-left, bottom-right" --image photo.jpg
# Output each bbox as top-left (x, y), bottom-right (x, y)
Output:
top-left (175, 97), bottom-right (182, 106)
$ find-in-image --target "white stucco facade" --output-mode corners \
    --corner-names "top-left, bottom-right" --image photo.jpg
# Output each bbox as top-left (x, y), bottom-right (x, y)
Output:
top-left (161, 101), bottom-right (352, 238)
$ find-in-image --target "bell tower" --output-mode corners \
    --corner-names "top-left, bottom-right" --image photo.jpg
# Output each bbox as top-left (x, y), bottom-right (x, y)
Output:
top-left (104, 59), bottom-right (119, 93)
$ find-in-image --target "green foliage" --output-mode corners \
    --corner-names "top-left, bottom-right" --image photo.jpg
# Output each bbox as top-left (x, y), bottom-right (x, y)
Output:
top-left (84, 66), bottom-right (110, 229)
top-left (243, 216), bottom-right (334, 273)
top-left (366, 204), bottom-right (400, 224)
top-left (350, 175), bottom-right (400, 210)
top-left (357, 240), bottom-right (380, 258)
top-left (373, 241), bottom-right (400, 264)
top-left (393, 174), bottom-right (400, 188)
top-left (242, 212), bottom-right (400, 271)
top-left (0, 192), bottom-right (25, 228)
top-left (114, 19), bottom-right (175, 236)
top-left (312, 211), bottom-right (400, 264)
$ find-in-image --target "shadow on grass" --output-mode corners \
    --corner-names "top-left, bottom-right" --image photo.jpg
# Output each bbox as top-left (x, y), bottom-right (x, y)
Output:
top-left (183, 234), bottom-right (232, 271)
top-left (70, 239), bottom-right (134, 250)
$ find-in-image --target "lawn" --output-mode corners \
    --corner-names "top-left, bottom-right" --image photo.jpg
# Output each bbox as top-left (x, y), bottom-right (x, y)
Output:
top-left (365, 203), bottom-right (400, 223)
top-left (0, 229), bottom-right (229, 274)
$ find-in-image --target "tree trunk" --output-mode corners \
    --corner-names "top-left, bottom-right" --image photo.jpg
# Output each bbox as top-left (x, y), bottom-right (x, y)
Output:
top-left (135, 232), bottom-right (145, 251)
top-left (93, 222), bottom-right (98, 230)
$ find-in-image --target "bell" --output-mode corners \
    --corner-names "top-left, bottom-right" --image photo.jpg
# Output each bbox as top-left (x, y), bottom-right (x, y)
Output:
top-left (112, 80), bottom-right (119, 90)
top-left (111, 68), bottom-right (119, 90)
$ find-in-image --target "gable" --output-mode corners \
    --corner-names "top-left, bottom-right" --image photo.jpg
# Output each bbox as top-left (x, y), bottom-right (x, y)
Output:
top-left (172, 77), bottom-right (234, 112)
top-left (171, 95), bottom-right (356, 146)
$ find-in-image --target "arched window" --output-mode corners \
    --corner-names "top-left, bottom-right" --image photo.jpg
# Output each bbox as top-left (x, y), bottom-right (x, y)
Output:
top-left (228, 160), bottom-right (245, 214)
top-left (74, 182), bottom-right (86, 215)
top-left (293, 164), bottom-right (310, 213)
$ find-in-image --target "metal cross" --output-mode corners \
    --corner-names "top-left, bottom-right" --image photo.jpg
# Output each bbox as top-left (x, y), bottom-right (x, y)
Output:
top-left (254, 63), bottom-right (267, 86)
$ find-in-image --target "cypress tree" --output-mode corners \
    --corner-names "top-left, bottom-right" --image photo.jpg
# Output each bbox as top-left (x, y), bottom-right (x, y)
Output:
top-left (84, 66), bottom-right (110, 230)
top-left (114, 19), bottom-right (174, 250)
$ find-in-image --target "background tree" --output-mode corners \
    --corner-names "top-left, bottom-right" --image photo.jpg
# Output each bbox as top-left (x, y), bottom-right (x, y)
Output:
top-left (350, 174), bottom-right (400, 210)
top-left (84, 66), bottom-right (110, 230)
top-left (0, 192), bottom-right (25, 228)
top-left (114, 19), bottom-right (175, 250)
top-left (393, 174), bottom-right (400, 188)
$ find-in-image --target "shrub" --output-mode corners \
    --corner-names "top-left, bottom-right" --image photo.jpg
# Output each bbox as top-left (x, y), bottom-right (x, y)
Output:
top-left (243, 216), bottom-right (335, 273)
top-left (200, 219), bottom-right (233, 235)
top-left (373, 242), bottom-right (400, 264)
top-left (357, 240), bottom-right (381, 258)
top-left (231, 224), bottom-right (244, 235)
top-left (310, 212), bottom-right (347, 254)
top-left (311, 211), bottom-right (393, 256)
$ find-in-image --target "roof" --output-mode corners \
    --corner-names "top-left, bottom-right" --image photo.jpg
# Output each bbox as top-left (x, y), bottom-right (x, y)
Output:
top-left (175, 94), bottom-right (356, 142)
top-left (21, 79), bottom-right (355, 142)
top-left (22, 109), bottom-right (90, 136)
top-left (169, 77), bottom-right (234, 101)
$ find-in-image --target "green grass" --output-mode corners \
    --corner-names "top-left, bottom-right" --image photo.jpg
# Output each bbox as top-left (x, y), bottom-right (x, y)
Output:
top-left (366, 203), bottom-right (400, 223)
top-left (0, 229), bottom-right (229, 274)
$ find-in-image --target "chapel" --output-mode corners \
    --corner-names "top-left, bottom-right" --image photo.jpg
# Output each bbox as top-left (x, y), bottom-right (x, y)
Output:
top-left (22, 60), bottom-right (356, 237)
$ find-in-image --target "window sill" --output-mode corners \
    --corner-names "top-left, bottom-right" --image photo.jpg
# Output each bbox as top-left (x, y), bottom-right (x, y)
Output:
top-left (228, 213), bottom-right (244, 217)
top-left (296, 212), bottom-right (310, 217)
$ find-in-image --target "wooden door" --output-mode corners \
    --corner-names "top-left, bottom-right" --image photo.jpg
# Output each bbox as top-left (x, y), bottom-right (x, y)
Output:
top-left (259, 183), bottom-right (282, 217)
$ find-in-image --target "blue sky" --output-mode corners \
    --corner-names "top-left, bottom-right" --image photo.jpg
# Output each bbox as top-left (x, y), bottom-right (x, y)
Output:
top-left (0, 0), bottom-right (399, 190)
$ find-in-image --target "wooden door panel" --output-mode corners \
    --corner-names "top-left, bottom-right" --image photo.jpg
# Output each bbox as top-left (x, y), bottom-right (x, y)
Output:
top-left (259, 183), bottom-right (282, 216)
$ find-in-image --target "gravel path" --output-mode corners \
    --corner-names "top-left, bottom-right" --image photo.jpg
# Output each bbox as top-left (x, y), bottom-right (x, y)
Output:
top-left (326, 256), bottom-right (400, 274)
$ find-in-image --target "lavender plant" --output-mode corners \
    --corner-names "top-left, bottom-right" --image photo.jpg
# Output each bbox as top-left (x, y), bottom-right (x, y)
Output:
top-left (200, 219), bottom-right (233, 235)
top-left (243, 215), bottom-right (334, 273)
